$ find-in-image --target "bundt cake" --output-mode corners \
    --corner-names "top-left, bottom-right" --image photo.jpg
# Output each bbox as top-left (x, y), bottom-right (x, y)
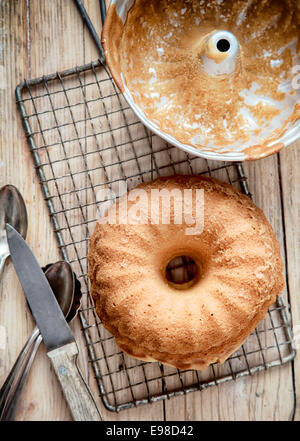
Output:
top-left (88, 176), bottom-right (284, 370)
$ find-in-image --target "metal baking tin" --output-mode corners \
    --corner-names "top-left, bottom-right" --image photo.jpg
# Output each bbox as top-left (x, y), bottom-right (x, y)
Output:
top-left (102, 0), bottom-right (300, 161)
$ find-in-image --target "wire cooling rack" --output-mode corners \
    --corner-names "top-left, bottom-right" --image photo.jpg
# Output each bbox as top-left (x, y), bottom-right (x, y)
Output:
top-left (16, 59), bottom-right (296, 412)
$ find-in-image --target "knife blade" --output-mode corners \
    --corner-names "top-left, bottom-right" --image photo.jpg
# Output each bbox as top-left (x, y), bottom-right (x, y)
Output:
top-left (6, 224), bottom-right (73, 351)
top-left (6, 224), bottom-right (102, 421)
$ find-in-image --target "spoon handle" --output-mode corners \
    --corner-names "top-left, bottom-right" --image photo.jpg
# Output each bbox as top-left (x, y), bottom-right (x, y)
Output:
top-left (0, 254), bottom-right (8, 279)
top-left (0, 326), bottom-right (40, 418)
top-left (0, 333), bottom-right (43, 421)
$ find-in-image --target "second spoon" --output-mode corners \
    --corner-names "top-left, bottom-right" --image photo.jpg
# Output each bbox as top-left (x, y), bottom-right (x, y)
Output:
top-left (0, 261), bottom-right (79, 420)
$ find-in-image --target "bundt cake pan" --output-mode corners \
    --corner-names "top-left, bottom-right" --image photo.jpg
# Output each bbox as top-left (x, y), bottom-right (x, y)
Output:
top-left (102, 0), bottom-right (300, 162)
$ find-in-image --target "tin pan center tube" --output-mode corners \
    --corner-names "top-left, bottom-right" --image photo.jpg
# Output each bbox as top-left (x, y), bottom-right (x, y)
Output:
top-left (200, 30), bottom-right (240, 76)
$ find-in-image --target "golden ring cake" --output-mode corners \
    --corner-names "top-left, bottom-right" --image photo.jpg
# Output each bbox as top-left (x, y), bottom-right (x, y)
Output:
top-left (88, 176), bottom-right (284, 370)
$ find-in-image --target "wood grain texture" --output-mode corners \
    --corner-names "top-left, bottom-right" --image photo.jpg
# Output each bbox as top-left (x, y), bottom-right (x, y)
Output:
top-left (0, 0), bottom-right (298, 421)
top-left (83, 0), bottom-right (165, 421)
top-left (165, 154), bottom-right (296, 421)
top-left (0, 0), bottom-right (66, 421)
top-left (279, 141), bottom-right (300, 421)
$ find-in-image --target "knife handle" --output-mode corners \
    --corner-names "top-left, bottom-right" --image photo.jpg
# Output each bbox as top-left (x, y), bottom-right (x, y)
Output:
top-left (47, 342), bottom-right (102, 421)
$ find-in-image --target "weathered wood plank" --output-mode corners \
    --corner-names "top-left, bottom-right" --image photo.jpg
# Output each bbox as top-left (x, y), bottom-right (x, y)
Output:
top-left (279, 141), bottom-right (300, 420)
top-left (80, 0), bottom-right (165, 422)
top-left (0, 0), bottom-right (67, 421)
top-left (7, 0), bottom-right (86, 420)
top-left (164, 154), bottom-right (295, 420)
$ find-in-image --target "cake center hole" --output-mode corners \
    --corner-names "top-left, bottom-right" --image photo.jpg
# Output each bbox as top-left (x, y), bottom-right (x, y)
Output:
top-left (166, 255), bottom-right (199, 288)
top-left (217, 39), bottom-right (230, 52)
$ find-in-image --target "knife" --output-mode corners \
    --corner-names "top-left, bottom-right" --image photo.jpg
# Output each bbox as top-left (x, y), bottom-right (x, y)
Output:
top-left (5, 224), bottom-right (102, 421)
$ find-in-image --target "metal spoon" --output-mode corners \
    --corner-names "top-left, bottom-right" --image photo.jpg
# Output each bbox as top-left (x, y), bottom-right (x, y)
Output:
top-left (0, 261), bottom-right (81, 420)
top-left (0, 185), bottom-right (28, 278)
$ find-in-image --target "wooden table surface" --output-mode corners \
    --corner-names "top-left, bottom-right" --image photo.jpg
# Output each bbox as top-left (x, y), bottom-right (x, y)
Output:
top-left (0, 0), bottom-right (299, 421)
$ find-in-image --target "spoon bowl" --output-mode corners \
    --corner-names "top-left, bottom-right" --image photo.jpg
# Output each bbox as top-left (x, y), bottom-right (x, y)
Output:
top-left (0, 185), bottom-right (28, 277)
top-left (42, 261), bottom-right (75, 318)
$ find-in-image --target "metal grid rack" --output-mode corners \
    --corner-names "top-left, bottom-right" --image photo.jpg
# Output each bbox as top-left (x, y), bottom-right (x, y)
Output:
top-left (16, 59), bottom-right (296, 412)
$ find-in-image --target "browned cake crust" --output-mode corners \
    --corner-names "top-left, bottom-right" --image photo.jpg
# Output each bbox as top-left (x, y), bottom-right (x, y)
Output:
top-left (88, 176), bottom-right (284, 370)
